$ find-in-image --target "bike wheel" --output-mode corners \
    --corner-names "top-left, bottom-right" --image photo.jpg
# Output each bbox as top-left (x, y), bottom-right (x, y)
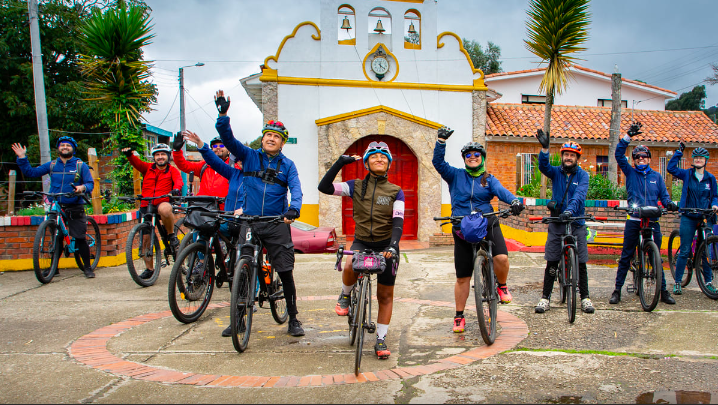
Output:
top-left (694, 236), bottom-right (718, 300)
top-left (74, 217), bottom-right (101, 271)
top-left (33, 220), bottom-right (60, 284)
top-left (565, 247), bottom-right (578, 323)
top-left (230, 258), bottom-right (254, 352)
top-left (667, 230), bottom-right (692, 287)
top-left (269, 267), bottom-right (288, 324)
top-left (177, 229), bottom-right (196, 257)
top-left (354, 276), bottom-right (369, 376)
top-left (638, 242), bottom-right (662, 311)
top-left (348, 281), bottom-right (360, 346)
top-left (474, 254), bottom-right (497, 345)
top-left (168, 242), bottom-right (215, 323)
top-left (126, 223), bottom-right (161, 287)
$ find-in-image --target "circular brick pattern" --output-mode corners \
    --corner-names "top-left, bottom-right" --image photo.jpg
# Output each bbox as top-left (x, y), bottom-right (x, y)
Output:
top-left (68, 296), bottom-right (528, 388)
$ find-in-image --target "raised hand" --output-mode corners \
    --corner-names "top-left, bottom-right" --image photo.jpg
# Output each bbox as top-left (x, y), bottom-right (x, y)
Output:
top-left (338, 154), bottom-right (360, 165)
top-left (121, 147), bottom-right (134, 157)
top-left (679, 141), bottom-right (685, 153)
top-left (627, 122), bottom-right (643, 137)
top-left (438, 126), bottom-right (454, 141)
top-left (214, 90), bottom-right (230, 115)
top-left (536, 129), bottom-right (550, 149)
top-left (172, 132), bottom-right (185, 151)
top-left (182, 130), bottom-right (204, 148)
top-left (11, 143), bottom-right (26, 159)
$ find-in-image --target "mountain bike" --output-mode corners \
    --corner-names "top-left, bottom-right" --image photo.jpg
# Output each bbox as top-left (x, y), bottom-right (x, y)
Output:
top-left (530, 214), bottom-right (604, 322)
top-left (229, 215), bottom-right (288, 353)
top-left (668, 208), bottom-right (718, 298)
top-left (434, 209), bottom-right (513, 342)
top-left (24, 191), bottom-right (100, 284)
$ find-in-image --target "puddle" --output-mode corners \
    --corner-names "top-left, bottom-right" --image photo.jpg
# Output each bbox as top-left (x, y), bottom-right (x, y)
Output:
top-left (545, 395), bottom-right (584, 404)
top-left (636, 391), bottom-right (715, 404)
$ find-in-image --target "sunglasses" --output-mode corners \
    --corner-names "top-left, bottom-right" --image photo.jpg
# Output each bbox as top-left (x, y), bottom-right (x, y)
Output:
top-left (367, 141), bottom-right (389, 149)
top-left (634, 154), bottom-right (649, 159)
top-left (464, 152), bottom-right (482, 159)
top-left (211, 144), bottom-right (225, 149)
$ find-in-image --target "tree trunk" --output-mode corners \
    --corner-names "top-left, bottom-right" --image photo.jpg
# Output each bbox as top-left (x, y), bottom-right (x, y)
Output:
top-left (608, 73), bottom-right (622, 184)
top-left (540, 89), bottom-right (554, 199)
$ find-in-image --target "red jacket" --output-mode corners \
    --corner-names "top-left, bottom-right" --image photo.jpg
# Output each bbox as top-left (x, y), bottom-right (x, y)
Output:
top-left (127, 153), bottom-right (184, 207)
top-left (172, 150), bottom-right (240, 210)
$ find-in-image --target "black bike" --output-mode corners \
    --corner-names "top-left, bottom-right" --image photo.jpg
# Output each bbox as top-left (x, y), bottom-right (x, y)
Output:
top-left (668, 208), bottom-right (718, 299)
top-left (229, 215), bottom-right (288, 353)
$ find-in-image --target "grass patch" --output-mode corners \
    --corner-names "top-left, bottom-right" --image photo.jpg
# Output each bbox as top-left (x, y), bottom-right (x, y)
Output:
top-left (402, 253), bottom-right (409, 263)
top-left (508, 347), bottom-right (678, 359)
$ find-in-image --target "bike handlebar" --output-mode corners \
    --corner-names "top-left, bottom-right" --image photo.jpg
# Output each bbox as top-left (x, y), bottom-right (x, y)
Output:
top-left (529, 215), bottom-right (604, 223)
top-left (23, 190), bottom-right (91, 204)
top-left (433, 208), bottom-right (514, 224)
top-left (679, 208), bottom-right (716, 217)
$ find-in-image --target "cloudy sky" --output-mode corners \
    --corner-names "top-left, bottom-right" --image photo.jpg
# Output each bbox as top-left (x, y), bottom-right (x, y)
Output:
top-left (141, 0), bottom-right (718, 144)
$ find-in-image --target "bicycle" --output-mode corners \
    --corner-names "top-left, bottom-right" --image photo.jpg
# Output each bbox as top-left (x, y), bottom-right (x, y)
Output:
top-left (23, 191), bottom-right (101, 284)
top-left (120, 195), bottom-right (182, 287)
top-left (229, 215), bottom-right (289, 353)
top-left (334, 246), bottom-right (398, 375)
top-left (668, 208), bottom-right (718, 298)
top-left (434, 209), bottom-right (513, 342)
top-left (614, 205), bottom-right (668, 311)
top-left (530, 213), bottom-right (604, 322)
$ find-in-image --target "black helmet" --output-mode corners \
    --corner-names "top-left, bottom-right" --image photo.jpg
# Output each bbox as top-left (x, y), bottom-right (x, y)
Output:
top-left (460, 142), bottom-right (486, 159)
top-left (632, 145), bottom-right (651, 160)
top-left (210, 136), bottom-right (223, 146)
top-left (692, 147), bottom-right (710, 159)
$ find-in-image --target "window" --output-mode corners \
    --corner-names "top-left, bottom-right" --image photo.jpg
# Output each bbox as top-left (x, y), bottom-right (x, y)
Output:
top-left (368, 8), bottom-right (391, 49)
top-left (145, 135), bottom-right (157, 158)
top-left (522, 94), bottom-right (546, 104)
top-left (520, 153), bottom-right (538, 186)
top-left (659, 156), bottom-right (667, 179)
top-left (596, 156), bottom-right (608, 177)
top-left (337, 5), bottom-right (356, 45)
top-left (403, 10), bottom-right (420, 49)
top-left (598, 99), bottom-right (627, 108)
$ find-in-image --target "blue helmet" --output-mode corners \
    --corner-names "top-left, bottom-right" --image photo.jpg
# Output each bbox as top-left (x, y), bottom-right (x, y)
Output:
top-left (692, 147), bottom-right (710, 160)
top-left (56, 136), bottom-right (77, 153)
top-left (363, 141), bottom-right (393, 167)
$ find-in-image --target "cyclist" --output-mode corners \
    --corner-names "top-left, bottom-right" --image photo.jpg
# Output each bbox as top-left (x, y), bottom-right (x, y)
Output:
top-left (431, 127), bottom-right (523, 333)
top-left (214, 89), bottom-right (305, 337)
top-left (667, 143), bottom-right (718, 295)
top-left (533, 131), bottom-right (595, 314)
top-left (318, 141), bottom-right (404, 359)
top-left (609, 122), bottom-right (678, 305)
top-left (12, 137), bottom-right (95, 278)
top-left (121, 144), bottom-right (184, 280)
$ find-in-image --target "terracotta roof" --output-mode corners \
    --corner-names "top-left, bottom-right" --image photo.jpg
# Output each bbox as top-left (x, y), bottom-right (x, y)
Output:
top-left (485, 65), bottom-right (677, 96)
top-left (486, 103), bottom-right (718, 144)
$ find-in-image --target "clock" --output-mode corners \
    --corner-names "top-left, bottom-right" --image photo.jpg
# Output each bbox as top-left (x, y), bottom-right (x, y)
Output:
top-left (371, 55), bottom-right (389, 80)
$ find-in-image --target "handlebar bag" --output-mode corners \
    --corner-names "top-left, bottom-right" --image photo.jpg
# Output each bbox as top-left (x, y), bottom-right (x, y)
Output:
top-left (458, 212), bottom-right (488, 243)
top-left (637, 206), bottom-right (662, 219)
top-left (352, 252), bottom-right (386, 274)
top-left (184, 201), bottom-right (220, 233)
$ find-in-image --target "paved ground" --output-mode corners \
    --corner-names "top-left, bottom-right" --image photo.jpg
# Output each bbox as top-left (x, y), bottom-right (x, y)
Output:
top-left (1, 248), bottom-right (716, 404)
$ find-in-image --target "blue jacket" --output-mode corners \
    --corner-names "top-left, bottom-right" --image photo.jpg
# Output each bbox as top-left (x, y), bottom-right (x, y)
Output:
top-left (432, 141), bottom-right (516, 216)
top-left (16, 156), bottom-right (93, 205)
top-left (539, 150), bottom-right (589, 225)
top-left (616, 137), bottom-right (672, 212)
top-left (216, 115), bottom-right (302, 216)
top-left (667, 149), bottom-right (718, 218)
top-left (198, 144), bottom-right (244, 212)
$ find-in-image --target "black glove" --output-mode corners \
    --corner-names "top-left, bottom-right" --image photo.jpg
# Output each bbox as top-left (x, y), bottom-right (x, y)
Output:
top-left (559, 211), bottom-right (572, 221)
top-left (627, 122), bottom-right (643, 137)
top-left (667, 202), bottom-right (679, 212)
top-left (337, 155), bottom-right (357, 166)
top-left (283, 209), bottom-right (299, 221)
top-left (438, 126), bottom-right (454, 141)
top-left (678, 142), bottom-right (685, 153)
top-left (215, 95), bottom-right (230, 114)
top-left (122, 148), bottom-right (134, 157)
top-left (171, 189), bottom-right (181, 197)
top-left (536, 129), bottom-right (550, 149)
top-left (172, 133), bottom-right (185, 151)
top-left (510, 199), bottom-right (524, 216)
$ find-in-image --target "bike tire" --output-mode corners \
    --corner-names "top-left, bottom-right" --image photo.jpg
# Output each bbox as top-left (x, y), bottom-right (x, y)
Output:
top-left (474, 254), bottom-right (497, 345)
top-left (348, 281), bottom-right (360, 346)
top-left (638, 241), bottom-right (662, 312)
top-left (565, 247), bottom-right (578, 323)
top-left (231, 258), bottom-right (254, 353)
top-left (168, 242), bottom-right (215, 323)
top-left (269, 267), bottom-right (289, 324)
top-left (126, 223), bottom-right (161, 287)
top-left (33, 220), bottom-right (60, 284)
top-left (177, 229), bottom-right (195, 257)
top-left (667, 230), bottom-right (692, 287)
top-left (354, 276), bottom-right (368, 376)
top-left (74, 217), bottom-right (101, 271)
top-left (694, 236), bottom-right (718, 300)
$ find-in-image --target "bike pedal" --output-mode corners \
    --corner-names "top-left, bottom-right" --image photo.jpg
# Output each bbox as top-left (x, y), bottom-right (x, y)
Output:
top-left (627, 286), bottom-right (636, 293)
top-left (367, 323), bottom-right (376, 334)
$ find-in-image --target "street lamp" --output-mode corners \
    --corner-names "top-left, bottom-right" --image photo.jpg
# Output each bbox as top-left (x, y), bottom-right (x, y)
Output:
top-left (178, 62), bottom-right (204, 195)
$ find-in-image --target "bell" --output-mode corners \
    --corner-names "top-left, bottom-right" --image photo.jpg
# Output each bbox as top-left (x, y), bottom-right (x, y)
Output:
top-left (374, 19), bottom-right (385, 34)
top-left (408, 21), bottom-right (417, 35)
top-left (341, 16), bottom-right (352, 31)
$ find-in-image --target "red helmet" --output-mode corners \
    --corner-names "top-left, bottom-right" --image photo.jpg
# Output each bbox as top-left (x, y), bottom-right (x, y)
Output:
top-left (560, 141), bottom-right (582, 157)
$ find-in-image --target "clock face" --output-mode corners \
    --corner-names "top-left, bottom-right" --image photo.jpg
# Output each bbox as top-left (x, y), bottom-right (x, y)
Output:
top-left (371, 56), bottom-right (389, 75)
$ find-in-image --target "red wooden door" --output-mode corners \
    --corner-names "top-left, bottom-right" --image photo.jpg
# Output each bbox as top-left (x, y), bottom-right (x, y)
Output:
top-left (341, 136), bottom-right (418, 240)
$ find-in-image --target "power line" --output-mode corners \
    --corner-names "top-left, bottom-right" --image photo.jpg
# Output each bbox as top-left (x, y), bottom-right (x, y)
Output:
top-left (156, 89), bottom-right (179, 127)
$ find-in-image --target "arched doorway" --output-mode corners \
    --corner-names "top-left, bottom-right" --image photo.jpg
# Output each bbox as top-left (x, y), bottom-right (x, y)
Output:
top-left (341, 135), bottom-right (418, 240)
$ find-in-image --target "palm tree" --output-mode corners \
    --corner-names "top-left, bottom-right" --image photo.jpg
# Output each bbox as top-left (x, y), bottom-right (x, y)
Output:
top-left (525, 0), bottom-right (590, 197)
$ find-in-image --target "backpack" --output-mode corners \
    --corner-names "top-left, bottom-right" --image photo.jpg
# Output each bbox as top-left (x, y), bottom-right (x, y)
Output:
top-left (50, 159), bottom-right (84, 183)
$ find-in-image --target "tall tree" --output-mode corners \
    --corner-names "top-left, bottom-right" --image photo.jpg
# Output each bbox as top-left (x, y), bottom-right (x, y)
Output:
top-left (524, 0), bottom-right (590, 198)
top-left (665, 85), bottom-right (707, 111)
top-left (462, 39), bottom-right (503, 75)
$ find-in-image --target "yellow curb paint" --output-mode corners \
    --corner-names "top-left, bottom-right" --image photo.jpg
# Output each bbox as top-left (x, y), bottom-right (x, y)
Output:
top-left (1, 249), bottom-right (141, 271)
top-left (499, 224), bottom-right (547, 247)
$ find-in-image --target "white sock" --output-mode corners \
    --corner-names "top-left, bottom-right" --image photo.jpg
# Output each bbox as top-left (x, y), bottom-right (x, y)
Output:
top-left (376, 323), bottom-right (389, 340)
top-left (341, 284), bottom-right (353, 295)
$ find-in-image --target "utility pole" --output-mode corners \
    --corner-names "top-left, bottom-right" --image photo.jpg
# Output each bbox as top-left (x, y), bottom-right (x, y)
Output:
top-left (178, 63), bottom-right (204, 195)
top-left (607, 68), bottom-right (622, 184)
top-left (28, 0), bottom-right (51, 192)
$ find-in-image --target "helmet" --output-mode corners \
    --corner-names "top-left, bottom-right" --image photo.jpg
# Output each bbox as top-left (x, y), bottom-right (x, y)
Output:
top-left (210, 136), bottom-right (223, 146)
top-left (151, 143), bottom-right (171, 156)
top-left (262, 120), bottom-right (289, 142)
top-left (692, 147), bottom-right (710, 159)
top-left (363, 141), bottom-right (393, 167)
top-left (632, 145), bottom-right (652, 160)
top-left (460, 142), bottom-right (486, 159)
top-left (560, 141), bottom-right (582, 157)
top-left (56, 136), bottom-right (77, 152)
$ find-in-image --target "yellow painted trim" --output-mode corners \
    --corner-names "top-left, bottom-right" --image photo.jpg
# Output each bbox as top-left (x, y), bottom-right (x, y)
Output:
top-left (298, 204), bottom-right (319, 227)
top-left (263, 75), bottom-right (484, 92)
top-left (362, 43), bottom-right (400, 83)
top-left (404, 42), bottom-right (421, 50)
top-left (338, 38), bottom-right (356, 45)
top-left (437, 31), bottom-right (487, 89)
top-left (315, 105), bottom-right (442, 129)
top-left (260, 21), bottom-right (321, 82)
top-left (500, 224), bottom-right (548, 247)
top-left (0, 250), bottom-right (136, 272)
top-left (440, 204), bottom-right (452, 233)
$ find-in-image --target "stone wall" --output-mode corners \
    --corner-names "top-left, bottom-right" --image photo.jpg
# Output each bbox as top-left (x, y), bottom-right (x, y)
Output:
top-left (262, 81), bottom-right (278, 124)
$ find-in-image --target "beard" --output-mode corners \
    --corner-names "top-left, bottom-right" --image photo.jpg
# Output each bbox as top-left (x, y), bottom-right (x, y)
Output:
top-left (59, 150), bottom-right (73, 158)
